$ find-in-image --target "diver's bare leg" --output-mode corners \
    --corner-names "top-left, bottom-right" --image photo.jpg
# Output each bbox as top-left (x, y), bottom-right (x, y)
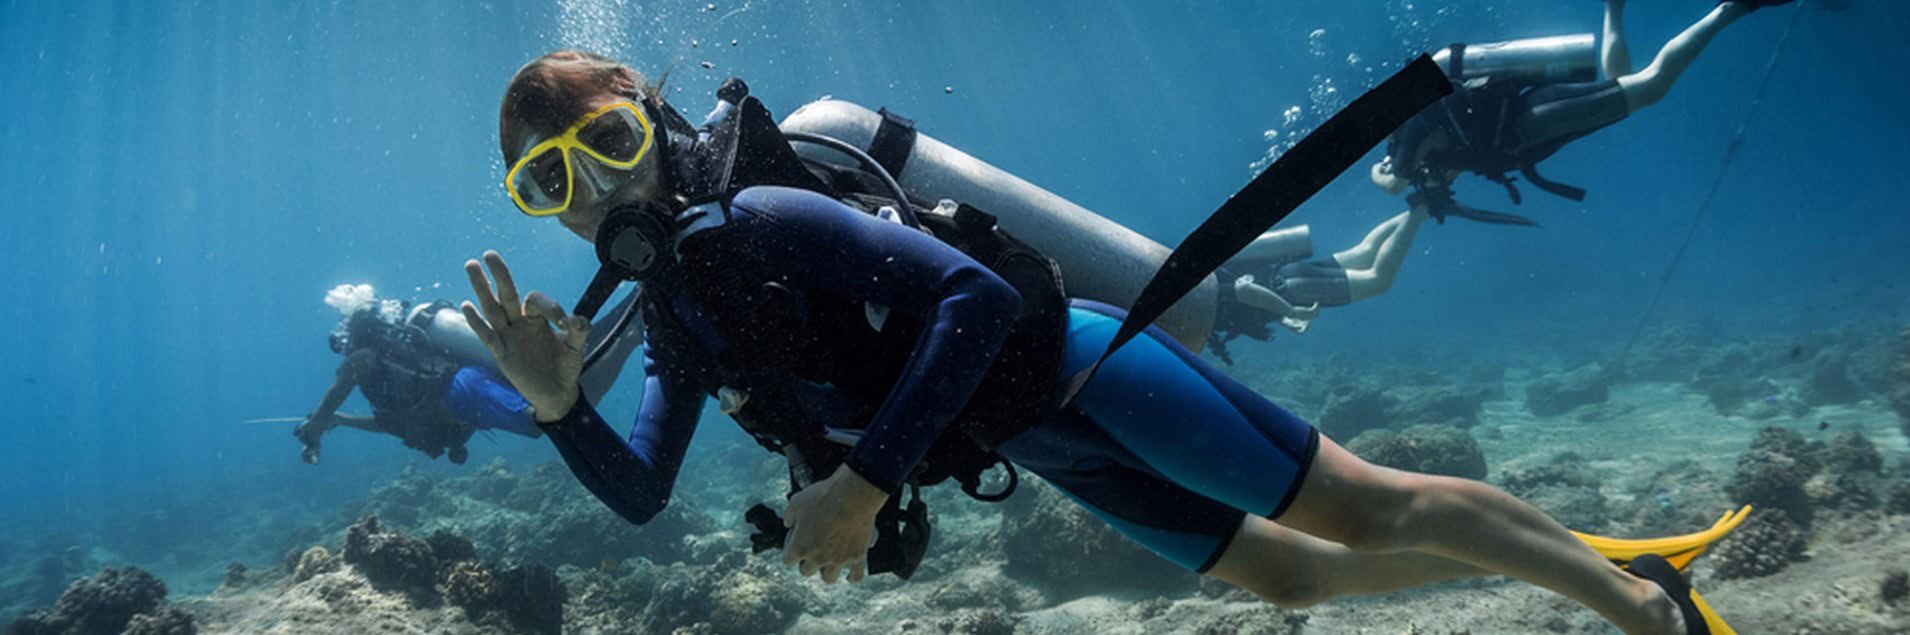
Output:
top-left (1603, 0), bottom-right (1633, 78)
top-left (1336, 209), bottom-right (1424, 303)
top-left (1207, 515), bottom-right (1486, 607)
top-left (1618, 2), bottom-right (1751, 111)
top-left (1326, 213), bottom-right (1406, 271)
top-left (1269, 436), bottom-right (1682, 633)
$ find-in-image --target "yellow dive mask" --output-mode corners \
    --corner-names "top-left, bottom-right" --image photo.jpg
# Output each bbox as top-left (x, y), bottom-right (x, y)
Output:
top-left (504, 101), bottom-right (655, 216)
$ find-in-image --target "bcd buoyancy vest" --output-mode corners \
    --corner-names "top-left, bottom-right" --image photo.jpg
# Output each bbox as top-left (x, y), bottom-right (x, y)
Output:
top-left (637, 89), bottom-right (1067, 578)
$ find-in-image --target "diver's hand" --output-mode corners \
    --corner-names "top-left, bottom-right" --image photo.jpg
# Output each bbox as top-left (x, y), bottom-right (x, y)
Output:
top-left (460, 251), bottom-right (590, 422)
top-left (782, 465), bottom-right (890, 584)
top-left (1279, 314), bottom-right (1314, 334)
top-left (1288, 302), bottom-right (1320, 322)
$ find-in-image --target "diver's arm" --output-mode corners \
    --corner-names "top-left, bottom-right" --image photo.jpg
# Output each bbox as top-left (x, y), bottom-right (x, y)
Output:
top-left (541, 339), bottom-right (706, 525)
top-left (327, 413), bottom-right (386, 434)
top-left (310, 349), bottom-right (375, 421)
top-left (728, 187), bottom-right (1021, 493)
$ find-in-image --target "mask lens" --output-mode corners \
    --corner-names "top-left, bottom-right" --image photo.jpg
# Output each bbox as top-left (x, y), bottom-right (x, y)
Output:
top-left (510, 147), bottom-right (569, 212)
top-left (577, 106), bottom-right (647, 164)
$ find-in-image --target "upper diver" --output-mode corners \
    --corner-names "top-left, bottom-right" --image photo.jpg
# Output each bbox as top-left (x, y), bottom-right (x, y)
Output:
top-left (1371, 0), bottom-right (1798, 224)
top-left (452, 49), bottom-right (1751, 633)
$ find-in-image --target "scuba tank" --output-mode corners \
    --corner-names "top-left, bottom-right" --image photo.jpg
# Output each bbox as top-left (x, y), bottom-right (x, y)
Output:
top-left (779, 100), bottom-right (1219, 352)
top-left (406, 302), bottom-right (500, 370)
top-left (1432, 34), bottom-right (1598, 85)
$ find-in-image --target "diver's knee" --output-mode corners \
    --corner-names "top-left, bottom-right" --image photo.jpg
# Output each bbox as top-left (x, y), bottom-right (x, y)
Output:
top-left (1617, 71), bottom-right (1666, 111)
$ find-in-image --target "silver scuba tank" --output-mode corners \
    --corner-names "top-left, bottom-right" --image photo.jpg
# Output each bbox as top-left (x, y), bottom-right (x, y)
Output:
top-left (780, 100), bottom-right (1219, 351)
top-left (1432, 34), bottom-right (1598, 84)
top-left (408, 303), bottom-right (500, 370)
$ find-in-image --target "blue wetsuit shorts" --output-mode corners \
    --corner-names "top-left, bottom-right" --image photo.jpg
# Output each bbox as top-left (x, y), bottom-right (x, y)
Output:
top-left (998, 301), bottom-right (1319, 572)
top-left (444, 365), bottom-right (538, 437)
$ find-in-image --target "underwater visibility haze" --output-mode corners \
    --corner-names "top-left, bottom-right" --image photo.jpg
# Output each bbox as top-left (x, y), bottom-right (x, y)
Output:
top-left (2, 1), bottom-right (1908, 633)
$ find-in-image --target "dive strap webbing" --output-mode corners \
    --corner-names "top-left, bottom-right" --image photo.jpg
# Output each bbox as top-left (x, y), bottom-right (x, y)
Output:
top-left (1063, 55), bottom-right (1452, 398)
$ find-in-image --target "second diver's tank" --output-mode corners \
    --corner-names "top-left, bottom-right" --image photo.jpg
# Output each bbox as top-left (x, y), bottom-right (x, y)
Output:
top-left (1432, 33), bottom-right (1599, 84)
top-left (407, 302), bottom-right (501, 370)
top-left (780, 99), bottom-right (1219, 351)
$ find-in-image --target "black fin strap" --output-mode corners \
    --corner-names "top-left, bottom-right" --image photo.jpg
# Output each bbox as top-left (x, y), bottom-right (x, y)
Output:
top-left (869, 108), bottom-right (918, 180)
top-left (1059, 56), bottom-right (1452, 401)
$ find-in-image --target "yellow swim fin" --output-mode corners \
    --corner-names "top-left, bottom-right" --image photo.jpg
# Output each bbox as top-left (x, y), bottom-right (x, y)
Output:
top-left (1688, 590), bottom-right (1737, 635)
top-left (1571, 505), bottom-right (1752, 571)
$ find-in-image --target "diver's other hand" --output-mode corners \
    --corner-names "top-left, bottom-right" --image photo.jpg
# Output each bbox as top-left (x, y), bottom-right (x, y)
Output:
top-left (461, 250), bottom-right (590, 423)
top-left (1279, 314), bottom-right (1314, 334)
top-left (782, 465), bottom-right (889, 584)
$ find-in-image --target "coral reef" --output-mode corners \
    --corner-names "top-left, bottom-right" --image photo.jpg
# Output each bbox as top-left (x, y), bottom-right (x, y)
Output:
top-left (363, 460), bottom-right (717, 570)
top-left (119, 608), bottom-right (196, 635)
top-left (3, 566), bottom-right (194, 635)
top-left (1621, 322), bottom-right (1706, 383)
top-left (490, 565), bottom-right (564, 635)
top-left (1497, 452), bottom-right (1612, 532)
top-left (994, 478), bottom-right (1197, 600)
top-left (1712, 512), bottom-right (1809, 580)
top-left (1727, 427), bottom-right (1820, 527)
top-left (292, 546), bottom-right (339, 582)
top-left (1802, 350), bottom-right (1864, 406)
top-left (1807, 430), bottom-right (1886, 512)
top-left (1315, 383), bottom-right (1397, 441)
top-left (562, 551), bottom-right (814, 634)
top-left (1884, 570), bottom-right (1908, 606)
top-left (1389, 384), bottom-right (1490, 429)
top-left (1524, 362), bottom-right (1612, 416)
top-left (1315, 380), bottom-right (1490, 441)
top-left (1344, 424), bottom-right (1488, 480)
top-left (341, 516), bottom-right (438, 595)
top-left (1692, 343), bottom-right (1811, 419)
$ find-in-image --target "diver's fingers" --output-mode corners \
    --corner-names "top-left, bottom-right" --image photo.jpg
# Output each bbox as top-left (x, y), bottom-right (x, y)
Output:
top-left (562, 315), bottom-right (590, 353)
top-left (459, 302), bottom-right (500, 351)
top-left (482, 251), bottom-right (523, 320)
top-left (464, 259), bottom-right (510, 327)
top-left (847, 560), bottom-right (866, 583)
top-left (522, 292), bottom-right (567, 327)
top-left (820, 561), bottom-right (841, 584)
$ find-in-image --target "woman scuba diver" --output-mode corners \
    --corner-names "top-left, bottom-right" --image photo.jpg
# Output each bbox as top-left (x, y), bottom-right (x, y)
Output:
top-left (460, 49), bottom-right (1747, 634)
top-left (1370, 0), bottom-right (1798, 224)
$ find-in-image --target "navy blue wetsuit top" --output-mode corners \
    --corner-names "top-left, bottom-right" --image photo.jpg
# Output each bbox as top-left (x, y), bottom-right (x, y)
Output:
top-left (542, 186), bottom-right (1023, 524)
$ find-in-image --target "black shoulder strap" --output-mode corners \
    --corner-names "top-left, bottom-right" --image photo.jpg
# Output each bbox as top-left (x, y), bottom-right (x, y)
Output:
top-left (868, 108), bottom-right (918, 179)
top-left (1062, 55), bottom-right (1452, 400)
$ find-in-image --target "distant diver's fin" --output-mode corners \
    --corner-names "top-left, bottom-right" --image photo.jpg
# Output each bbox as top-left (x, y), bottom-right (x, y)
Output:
top-left (1444, 203), bottom-right (1541, 227)
top-left (1573, 505), bottom-right (1752, 571)
top-left (243, 416), bottom-right (307, 425)
top-left (1407, 185), bottom-right (1541, 227)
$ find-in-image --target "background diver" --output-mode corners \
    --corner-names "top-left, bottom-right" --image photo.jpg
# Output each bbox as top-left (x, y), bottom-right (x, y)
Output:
top-left (1371, 0), bottom-right (1798, 224)
top-left (457, 49), bottom-right (1748, 634)
top-left (1213, 200), bottom-right (1432, 351)
top-left (292, 283), bottom-right (638, 465)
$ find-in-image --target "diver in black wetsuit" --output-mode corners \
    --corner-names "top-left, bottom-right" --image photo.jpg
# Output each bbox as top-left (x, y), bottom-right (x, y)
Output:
top-left (294, 285), bottom-right (638, 465)
top-left (1371, 0), bottom-right (1797, 225)
top-left (451, 49), bottom-right (1751, 633)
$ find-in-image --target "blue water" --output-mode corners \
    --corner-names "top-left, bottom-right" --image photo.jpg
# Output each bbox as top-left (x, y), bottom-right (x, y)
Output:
top-left (1, 0), bottom-right (1904, 596)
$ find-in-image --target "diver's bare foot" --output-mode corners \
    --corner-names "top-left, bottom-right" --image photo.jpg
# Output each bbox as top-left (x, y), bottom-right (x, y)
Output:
top-left (1632, 577), bottom-right (1687, 635)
